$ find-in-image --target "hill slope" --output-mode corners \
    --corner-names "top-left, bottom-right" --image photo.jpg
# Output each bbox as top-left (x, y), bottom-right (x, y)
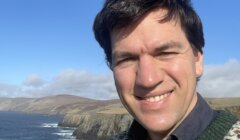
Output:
top-left (0, 94), bottom-right (122, 115)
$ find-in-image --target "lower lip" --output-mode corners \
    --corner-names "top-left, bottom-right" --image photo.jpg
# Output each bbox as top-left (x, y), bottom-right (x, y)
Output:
top-left (137, 92), bottom-right (172, 111)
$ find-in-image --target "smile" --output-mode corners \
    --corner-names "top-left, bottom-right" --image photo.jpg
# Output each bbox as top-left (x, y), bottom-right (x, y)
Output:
top-left (139, 90), bottom-right (173, 103)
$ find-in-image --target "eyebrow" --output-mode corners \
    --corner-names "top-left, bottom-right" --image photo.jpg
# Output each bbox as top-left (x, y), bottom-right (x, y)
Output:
top-left (112, 51), bottom-right (137, 63)
top-left (153, 41), bottom-right (184, 53)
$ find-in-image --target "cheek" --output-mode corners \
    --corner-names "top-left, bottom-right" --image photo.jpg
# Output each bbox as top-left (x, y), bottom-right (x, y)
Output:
top-left (163, 61), bottom-right (185, 82)
top-left (113, 69), bottom-right (135, 95)
top-left (163, 59), bottom-right (196, 86)
top-left (113, 69), bottom-right (136, 113)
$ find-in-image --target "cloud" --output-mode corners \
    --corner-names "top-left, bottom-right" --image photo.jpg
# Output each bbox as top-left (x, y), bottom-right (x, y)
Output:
top-left (18, 69), bottom-right (118, 100)
top-left (198, 59), bottom-right (240, 97)
top-left (44, 69), bottom-right (118, 99)
top-left (0, 83), bottom-right (22, 97)
top-left (23, 74), bottom-right (45, 88)
top-left (1, 59), bottom-right (240, 99)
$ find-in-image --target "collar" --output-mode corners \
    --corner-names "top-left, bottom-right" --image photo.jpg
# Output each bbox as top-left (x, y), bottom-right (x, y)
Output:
top-left (169, 93), bottom-right (216, 140)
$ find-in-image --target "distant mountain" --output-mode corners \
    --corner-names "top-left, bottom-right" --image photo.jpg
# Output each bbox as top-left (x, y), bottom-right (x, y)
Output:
top-left (205, 97), bottom-right (240, 118)
top-left (0, 94), bottom-right (123, 115)
top-left (205, 97), bottom-right (240, 107)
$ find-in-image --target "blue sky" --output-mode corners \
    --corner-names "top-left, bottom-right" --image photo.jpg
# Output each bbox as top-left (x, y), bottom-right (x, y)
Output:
top-left (0, 0), bottom-right (240, 99)
top-left (0, 0), bottom-right (106, 84)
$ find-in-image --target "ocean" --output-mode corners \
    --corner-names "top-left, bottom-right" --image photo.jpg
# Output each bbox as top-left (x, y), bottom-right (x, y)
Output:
top-left (0, 111), bottom-right (76, 140)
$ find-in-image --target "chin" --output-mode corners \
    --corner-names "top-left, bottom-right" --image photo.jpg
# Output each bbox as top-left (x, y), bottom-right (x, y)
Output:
top-left (138, 113), bottom-right (177, 135)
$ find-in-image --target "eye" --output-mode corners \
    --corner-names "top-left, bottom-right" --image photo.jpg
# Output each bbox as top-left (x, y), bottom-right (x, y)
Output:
top-left (113, 57), bottom-right (137, 67)
top-left (159, 51), bottom-right (178, 56)
top-left (156, 51), bottom-right (179, 59)
top-left (160, 51), bottom-right (178, 55)
top-left (118, 57), bottom-right (134, 64)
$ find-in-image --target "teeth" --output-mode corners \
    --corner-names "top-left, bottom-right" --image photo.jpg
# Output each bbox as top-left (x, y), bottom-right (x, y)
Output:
top-left (145, 92), bottom-right (171, 102)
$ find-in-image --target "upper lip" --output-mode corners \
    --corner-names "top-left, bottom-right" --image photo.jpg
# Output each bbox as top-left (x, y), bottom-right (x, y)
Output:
top-left (134, 89), bottom-right (174, 100)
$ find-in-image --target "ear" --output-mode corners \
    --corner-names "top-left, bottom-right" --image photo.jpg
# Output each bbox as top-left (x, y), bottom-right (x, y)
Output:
top-left (195, 51), bottom-right (204, 78)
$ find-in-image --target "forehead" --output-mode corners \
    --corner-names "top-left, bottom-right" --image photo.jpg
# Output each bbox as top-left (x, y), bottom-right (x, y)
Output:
top-left (110, 9), bottom-right (170, 43)
top-left (110, 9), bottom-right (188, 53)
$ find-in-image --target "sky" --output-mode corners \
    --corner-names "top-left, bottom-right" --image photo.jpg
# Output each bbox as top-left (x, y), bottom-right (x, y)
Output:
top-left (0, 0), bottom-right (240, 99)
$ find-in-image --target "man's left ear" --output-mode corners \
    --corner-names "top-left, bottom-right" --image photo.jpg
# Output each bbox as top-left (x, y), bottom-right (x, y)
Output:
top-left (195, 51), bottom-right (204, 77)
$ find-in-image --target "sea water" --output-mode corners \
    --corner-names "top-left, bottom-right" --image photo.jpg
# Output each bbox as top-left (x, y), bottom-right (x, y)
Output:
top-left (0, 111), bottom-right (76, 140)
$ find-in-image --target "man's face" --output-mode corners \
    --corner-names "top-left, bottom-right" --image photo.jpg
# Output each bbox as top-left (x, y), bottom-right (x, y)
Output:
top-left (111, 9), bottom-right (203, 137)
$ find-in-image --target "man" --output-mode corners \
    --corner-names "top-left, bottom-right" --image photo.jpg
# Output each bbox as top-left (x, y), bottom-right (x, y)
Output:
top-left (93, 0), bottom-right (239, 139)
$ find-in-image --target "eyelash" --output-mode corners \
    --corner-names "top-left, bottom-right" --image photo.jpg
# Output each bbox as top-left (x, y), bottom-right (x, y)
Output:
top-left (113, 51), bottom-right (178, 67)
top-left (157, 51), bottom-right (178, 56)
top-left (118, 57), bottom-right (134, 63)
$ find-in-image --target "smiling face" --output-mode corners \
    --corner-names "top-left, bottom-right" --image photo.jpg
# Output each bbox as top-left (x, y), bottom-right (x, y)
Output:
top-left (110, 9), bottom-right (203, 139)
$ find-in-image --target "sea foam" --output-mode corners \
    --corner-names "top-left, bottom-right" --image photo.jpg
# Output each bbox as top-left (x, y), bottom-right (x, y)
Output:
top-left (41, 123), bottom-right (58, 128)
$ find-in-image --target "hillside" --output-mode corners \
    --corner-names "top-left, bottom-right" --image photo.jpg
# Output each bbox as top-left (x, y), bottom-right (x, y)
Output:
top-left (205, 97), bottom-right (240, 118)
top-left (0, 95), bottom-right (122, 115)
top-left (205, 97), bottom-right (240, 108)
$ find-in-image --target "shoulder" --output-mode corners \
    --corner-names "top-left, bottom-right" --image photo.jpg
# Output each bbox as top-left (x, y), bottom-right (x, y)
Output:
top-left (197, 110), bottom-right (239, 140)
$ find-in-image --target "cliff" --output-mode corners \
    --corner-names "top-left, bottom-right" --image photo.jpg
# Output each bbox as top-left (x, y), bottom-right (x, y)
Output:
top-left (0, 95), bottom-right (132, 139)
top-left (72, 113), bottom-right (132, 140)
top-left (58, 102), bottom-right (132, 140)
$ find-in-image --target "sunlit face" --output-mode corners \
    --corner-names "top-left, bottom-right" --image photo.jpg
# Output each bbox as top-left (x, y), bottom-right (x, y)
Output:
top-left (110, 9), bottom-right (203, 139)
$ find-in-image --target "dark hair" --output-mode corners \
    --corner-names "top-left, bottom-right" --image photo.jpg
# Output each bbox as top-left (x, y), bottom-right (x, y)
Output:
top-left (93, 0), bottom-right (205, 67)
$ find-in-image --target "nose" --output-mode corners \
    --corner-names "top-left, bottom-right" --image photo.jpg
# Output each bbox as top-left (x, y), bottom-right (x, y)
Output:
top-left (135, 55), bottom-right (163, 89)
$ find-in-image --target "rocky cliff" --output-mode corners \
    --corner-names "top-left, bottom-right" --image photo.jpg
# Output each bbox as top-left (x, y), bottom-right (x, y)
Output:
top-left (72, 113), bottom-right (132, 140)
top-left (0, 95), bottom-right (131, 139)
top-left (212, 105), bottom-right (240, 118)
top-left (58, 102), bottom-right (132, 140)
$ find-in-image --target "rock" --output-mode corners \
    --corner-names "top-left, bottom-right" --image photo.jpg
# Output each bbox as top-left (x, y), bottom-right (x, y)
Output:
top-left (72, 113), bottom-right (132, 140)
top-left (212, 106), bottom-right (240, 118)
top-left (58, 113), bottom-right (85, 127)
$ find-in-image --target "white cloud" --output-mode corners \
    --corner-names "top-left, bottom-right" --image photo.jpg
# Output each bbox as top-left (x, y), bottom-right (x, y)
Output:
top-left (44, 69), bottom-right (118, 99)
top-left (198, 59), bottom-right (240, 97)
top-left (1, 59), bottom-right (240, 99)
top-left (0, 83), bottom-right (22, 97)
top-left (23, 74), bottom-right (45, 88)
top-left (18, 69), bottom-right (118, 99)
